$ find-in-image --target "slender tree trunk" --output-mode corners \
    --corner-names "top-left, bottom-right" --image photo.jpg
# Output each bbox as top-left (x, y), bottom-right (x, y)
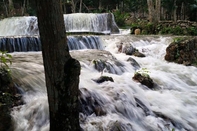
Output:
top-left (181, 2), bottom-right (184, 20)
top-left (8, 0), bottom-right (13, 9)
top-left (79, 0), bottom-right (82, 12)
top-left (35, 0), bottom-right (80, 131)
top-left (8, 0), bottom-right (14, 16)
top-left (71, 0), bottom-right (78, 13)
top-left (22, 0), bottom-right (26, 15)
top-left (173, 0), bottom-right (177, 22)
top-left (3, 0), bottom-right (8, 17)
top-left (98, 0), bottom-right (102, 10)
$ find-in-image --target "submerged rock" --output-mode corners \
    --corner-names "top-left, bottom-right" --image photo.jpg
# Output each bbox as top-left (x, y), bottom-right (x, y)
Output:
top-left (92, 76), bottom-right (114, 83)
top-left (127, 57), bottom-right (141, 70)
top-left (92, 59), bottom-right (125, 75)
top-left (79, 88), bottom-right (107, 117)
top-left (132, 50), bottom-right (146, 57)
top-left (109, 121), bottom-right (133, 131)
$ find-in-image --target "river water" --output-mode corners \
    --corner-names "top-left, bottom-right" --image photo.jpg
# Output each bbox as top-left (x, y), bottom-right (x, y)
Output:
top-left (1, 14), bottom-right (197, 131)
top-left (9, 35), bottom-right (197, 131)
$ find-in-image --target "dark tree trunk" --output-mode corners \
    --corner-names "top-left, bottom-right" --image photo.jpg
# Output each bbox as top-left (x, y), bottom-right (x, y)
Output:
top-left (35, 0), bottom-right (80, 131)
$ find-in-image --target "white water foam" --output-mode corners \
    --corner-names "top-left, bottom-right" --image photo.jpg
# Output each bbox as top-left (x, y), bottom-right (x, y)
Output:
top-left (10, 36), bottom-right (197, 131)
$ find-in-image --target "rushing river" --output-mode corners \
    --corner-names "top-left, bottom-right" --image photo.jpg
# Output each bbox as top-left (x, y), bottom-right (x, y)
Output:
top-left (9, 35), bottom-right (197, 131)
top-left (0, 13), bottom-right (197, 131)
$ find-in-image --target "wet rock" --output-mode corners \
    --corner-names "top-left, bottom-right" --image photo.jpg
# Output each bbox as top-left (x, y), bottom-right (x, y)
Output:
top-left (93, 59), bottom-right (125, 75)
top-left (92, 76), bottom-right (114, 83)
top-left (135, 97), bottom-right (151, 116)
top-left (122, 44), bottom-right (135, 55)
top-left (132, 50), bottom-right (146, 57)
top-left (133, 73), bottom-right (154, 89)
top-left (120, 44), bottom-right (145, 57)
top-left (79, 88), bottom-right (107, 117)
top-left (165, 37), bottom-right (197, 66)
top-left (154, 111), bottom-right (190, 130)
top-left (109, 121), bottom-right (133, 131)
top-left (127, 57), bottom-right (141, 70)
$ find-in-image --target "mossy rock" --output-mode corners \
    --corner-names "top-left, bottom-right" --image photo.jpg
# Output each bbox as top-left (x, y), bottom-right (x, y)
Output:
top-left (133, 73), bottom-right (154, 89)
top-left (165, 37), bottom-right (197, 66)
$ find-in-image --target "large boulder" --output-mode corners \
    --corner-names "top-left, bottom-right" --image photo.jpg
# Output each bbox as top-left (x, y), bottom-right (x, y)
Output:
top-left (165, 37), bottom-right (197, 66)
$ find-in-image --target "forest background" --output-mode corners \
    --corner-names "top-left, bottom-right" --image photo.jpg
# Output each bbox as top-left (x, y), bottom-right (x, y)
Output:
top-left (0, 0), bottom-right (197, 35)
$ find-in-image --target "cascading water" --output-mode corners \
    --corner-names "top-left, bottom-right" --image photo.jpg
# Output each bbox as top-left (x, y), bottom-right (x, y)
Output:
top-left (0, 13), bottom-right (119, 36)
top-left (1, 13), bottom-right (197, 131)
top-left (8, 35), bottom-right (197, 131)
top-left (0, 16), bottom-right (38, 36)
top-left (0, 35), bottom-right (103, 52)
top-left (64, 13), bottom-right (119, 34)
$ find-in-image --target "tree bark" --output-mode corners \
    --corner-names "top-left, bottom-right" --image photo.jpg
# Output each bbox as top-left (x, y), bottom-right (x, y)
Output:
top-left (173, 0), bottom-right (177, 22)
top-left (147, 0), bottom-right (161, 23)
top-left (98, 0), bottom-right (102, 10)
top-left (8, 0), bottom-right (14, 16)
top-left (71, 0), bottom-right (78, 13)
top-left (147, 0), bottom-right (154, 22)
top-left (79, 0), bottom-right (82, 12)
top-left (156, 0), bottom-right (161, 22)
top-left (3, 0), bottom-right (9, 17)
top-left (22, 0), bottom-right (26, 15)
top-left (35, 0), bottom-right (80, 131)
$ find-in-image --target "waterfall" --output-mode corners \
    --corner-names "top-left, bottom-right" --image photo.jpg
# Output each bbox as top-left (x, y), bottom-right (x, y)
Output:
top-left (0, 36), bottom-right (41, 52)
top-left (0, 36), bottom-right (103, 52)
top-left (0, 13), bottom-right (119, 36)
top-left (0, 16), bottom-right (38, 36)
top-left (67, 36), bottom-right (103, 50)
top-left (64, 13), bottom-right (119, 34)
top-left (9, 36), bottom-right (197, 131)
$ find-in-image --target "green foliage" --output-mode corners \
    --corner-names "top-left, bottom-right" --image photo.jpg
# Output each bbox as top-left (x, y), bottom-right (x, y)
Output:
top-left (160, 26), bottom-right (183, 35)
top-left (173, 37), bottom-right (185, 43)
top-left (173, 26), bottom-right (183, 35)
top-left (0, 51), bottom-right (12, 72)
top-left (27, 7), bottom-right (36, 16)
top-left (0, 92), bottom-right (13, 107)
top-left (135, 68), bottom-right (150, 78)
top-left (187, 27), bottom-right (197, 36)
top-left (160, 27), bottom-right (172, 34)
top-left (142, 22), bottom-right (155, 34)
top-left (113, 10), bottom-right (129, 27)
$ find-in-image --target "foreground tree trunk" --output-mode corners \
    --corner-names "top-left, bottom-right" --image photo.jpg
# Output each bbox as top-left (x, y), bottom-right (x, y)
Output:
top-left (35, 0), bottom-right (80, 131)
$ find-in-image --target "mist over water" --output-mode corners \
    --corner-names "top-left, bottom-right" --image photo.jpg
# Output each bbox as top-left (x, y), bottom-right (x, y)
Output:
top-left (9, 35), bottom-right (197, 131)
